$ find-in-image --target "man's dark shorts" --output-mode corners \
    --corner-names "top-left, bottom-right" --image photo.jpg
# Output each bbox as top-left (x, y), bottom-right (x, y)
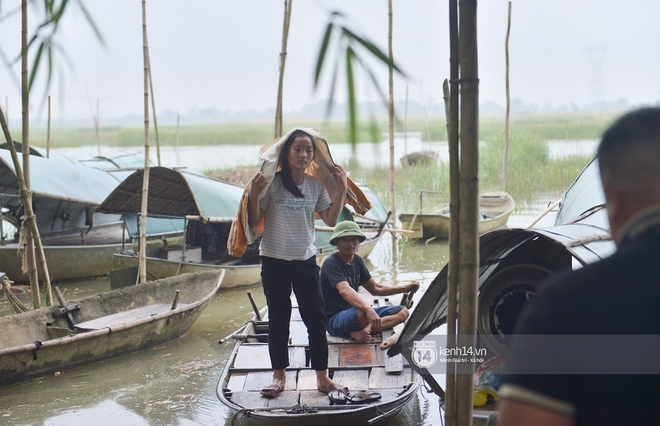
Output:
top-left (327, 305), bottom-right (404, 337)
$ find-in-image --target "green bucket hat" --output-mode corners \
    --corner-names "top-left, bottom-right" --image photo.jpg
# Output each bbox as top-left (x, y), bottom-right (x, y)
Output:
top-left (330, 221), bottom-right (366, 245)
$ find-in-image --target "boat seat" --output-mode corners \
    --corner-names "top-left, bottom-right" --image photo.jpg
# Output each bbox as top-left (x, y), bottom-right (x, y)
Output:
top-left (73, 303), bottom-right (187, 331)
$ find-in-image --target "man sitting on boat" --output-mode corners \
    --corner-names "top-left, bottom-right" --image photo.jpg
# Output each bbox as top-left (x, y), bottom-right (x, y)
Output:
top-left (320, 221), bottom-right (420, 342)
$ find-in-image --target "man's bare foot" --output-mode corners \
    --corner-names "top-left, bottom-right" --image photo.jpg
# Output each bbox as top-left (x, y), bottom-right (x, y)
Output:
top-left (350, 327), bottom-right (372, 342)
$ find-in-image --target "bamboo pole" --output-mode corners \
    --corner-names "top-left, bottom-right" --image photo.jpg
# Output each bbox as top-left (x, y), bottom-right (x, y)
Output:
top-left (21, 0), bottom-right (40, 307)
top-left (0, 108), bottom-right (52, 307)
top-left (504, 1), bottom-right (512, 193)
top-left (274, 0), bottom-right (292, 139)
top-left (148, 54), bottom-right (161, 166)
top-left (456, 0), bottom-right (480, 424)
top-left (387, 0), bottom-right (396, 230)
top-left (139, 0), bottom-right (152, 284)
top-left (444, 0), bottom-right (460, 422)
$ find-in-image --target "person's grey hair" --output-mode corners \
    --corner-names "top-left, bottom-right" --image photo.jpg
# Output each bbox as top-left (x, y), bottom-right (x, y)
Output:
top-left (597, 107), bottom-right (660, 200)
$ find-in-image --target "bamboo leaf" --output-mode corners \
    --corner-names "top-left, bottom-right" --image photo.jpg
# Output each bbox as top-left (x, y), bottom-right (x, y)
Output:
top-left (369, 110), bottom-right (381, 143)
top-left (346, 46), bottom-right (357, 146)
top-left (28, 42), bottom-right (46, 92)
top-left (353, 52), bottom-right (389, 108)
top-left (342, 27), bottom-right (406, 76)
top-left (324, 56), bottom-right (340, 119)
top-left (76, 1), bottom-right (106, 47)
top-left (314, 22), bottom-right (334, 88)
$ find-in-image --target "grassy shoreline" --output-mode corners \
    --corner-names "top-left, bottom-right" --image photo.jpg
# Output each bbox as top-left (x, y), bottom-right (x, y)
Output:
top-left (14, 111), bottom-right (618, 148)
top-left (14, 113), bottom-right (598, 213)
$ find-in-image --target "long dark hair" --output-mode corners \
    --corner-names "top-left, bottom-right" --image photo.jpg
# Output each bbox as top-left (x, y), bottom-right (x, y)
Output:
top-left (278, 130), bottom-right (313, 198)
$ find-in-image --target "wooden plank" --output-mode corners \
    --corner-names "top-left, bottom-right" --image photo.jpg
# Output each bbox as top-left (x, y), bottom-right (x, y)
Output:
top-left (299, 390), bottom-right (331, 406)
top-left (228, 391), bottom-right (268, 409)
top-left (233, 345), bottom-right (271, 369)
top-left (265, 391), bottom-right (300, 408)
top-left (243, 370), bottom-right (298, 392)
top-left (296, 369), bottom-right (317, 390)
top-left (226, 372), bottom-right (247, 392)
top-left (381, 330), bottom-right (403, 373)
top-left (289, 321), bottom-right (309, 346)
top-left (327, 334), bottom-right (354, 344)
top-left (289, 346), bottom-right (307, 368)
top-left (332, 369), bottom-right (369, 391)
top-left (74, 303), bottom-right (175, 330)
top-left (232, 345), bottom-right (305, 370)
top-left (243, 371), bottom-right (274, 391)
top-left (368, 367), bottom-right (413, 389)
top-left (384, 353), bottom-right (404, 373)
top-left (339, 344), bottom-right (378, 367)
top-left (328, 345), bottom-right (340, 368)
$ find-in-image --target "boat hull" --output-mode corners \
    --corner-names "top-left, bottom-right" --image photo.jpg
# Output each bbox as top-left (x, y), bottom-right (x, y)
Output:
top-left (0, 242), bottom-right (127, 282)
top-left (216, 296), bottom-right (422, 425)
top-left (112, 237), bottom-right (381, 290)
top-left (0, 270), bottom-right (224, 386)
top-left (399, 192), bottom-right (515, 239)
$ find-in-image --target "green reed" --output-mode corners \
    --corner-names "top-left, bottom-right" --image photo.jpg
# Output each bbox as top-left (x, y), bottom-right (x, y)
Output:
top-left (347, 134), bottom-right (592, 212)
top-left (17, 111), bottom-right (618, 148)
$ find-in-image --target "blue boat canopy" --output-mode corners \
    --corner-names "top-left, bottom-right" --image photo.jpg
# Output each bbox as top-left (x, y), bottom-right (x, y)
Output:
top-left (79, 150), bottom-right (155, 170)
top-left (98, 167), bottom-right (244, 220)
top-left (0, 149), bottom-right (123, 206)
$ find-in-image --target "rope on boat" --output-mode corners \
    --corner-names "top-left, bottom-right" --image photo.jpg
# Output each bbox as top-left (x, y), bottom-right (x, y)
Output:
top-left (1, 274), bottom-right (29, 313)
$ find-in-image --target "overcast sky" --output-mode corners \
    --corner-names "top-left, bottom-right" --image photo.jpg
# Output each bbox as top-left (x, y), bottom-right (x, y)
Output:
top-left (1, 0), bottom-right (659, 122)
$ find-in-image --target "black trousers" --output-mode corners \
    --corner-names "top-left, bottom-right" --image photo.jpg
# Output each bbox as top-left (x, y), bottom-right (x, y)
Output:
top-left (260, 255), bottom-right (329, 371)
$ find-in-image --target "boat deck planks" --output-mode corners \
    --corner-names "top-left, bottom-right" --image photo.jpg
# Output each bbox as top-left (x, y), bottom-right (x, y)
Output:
top-left (332, 369), bottom-right (369, 390)
top-left (74, 303), bottom-right (186, 330)
top-left (233, 345), bottom-right (306, 369)
top-left (339, 344), bottom-right (378, 366)
top-left (368, 367), bottom-right (413, 389)
top-left (242, 370), bottom-right (297, 392)
top-left (382, 330), bottom-right (404, 373)
top-left (296, 369), bottom-right (318, 390)
top-left (218, 294), bottom-right (423, 422)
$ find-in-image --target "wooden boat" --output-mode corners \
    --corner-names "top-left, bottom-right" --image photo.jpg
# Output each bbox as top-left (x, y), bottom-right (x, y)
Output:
top-left (0, 270), bottom-right (224, 386)
top-left (0, 149), bottom-right (183, 281)
top-left (100, 167), bottom-right (390, 289)
top-left (216, 294), bottom-right (422, 425)
top-left (400, 150), bottom-right (438, 166)
top-left (399, 191), bottom-right (515, 239)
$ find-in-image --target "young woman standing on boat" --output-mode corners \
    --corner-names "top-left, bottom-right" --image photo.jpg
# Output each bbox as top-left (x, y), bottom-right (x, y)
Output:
top-left (247, 129), bottom-right (348, 398)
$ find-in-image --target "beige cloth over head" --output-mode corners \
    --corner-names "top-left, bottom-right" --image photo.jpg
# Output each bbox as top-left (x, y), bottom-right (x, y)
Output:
top-left (227, 127), bottom-right (372, 257)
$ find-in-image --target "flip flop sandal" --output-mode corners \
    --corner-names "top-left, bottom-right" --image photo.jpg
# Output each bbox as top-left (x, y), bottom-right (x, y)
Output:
top-left (328, 389), bottom-right (349, 405)
top-left (347, 391), bottom-right (382, 404)
top-left (260, 384), bottom-right (283, 398)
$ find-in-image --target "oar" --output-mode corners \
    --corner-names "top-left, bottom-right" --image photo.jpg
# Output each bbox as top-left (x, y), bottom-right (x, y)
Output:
top-left (218, 322), bottom-right (250, 345)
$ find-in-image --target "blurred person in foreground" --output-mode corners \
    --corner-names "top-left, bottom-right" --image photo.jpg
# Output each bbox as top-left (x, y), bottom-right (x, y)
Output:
top-left (498, 107), bottom-right (660, 425)
top-left (320, 220), bottom-right (420, 342)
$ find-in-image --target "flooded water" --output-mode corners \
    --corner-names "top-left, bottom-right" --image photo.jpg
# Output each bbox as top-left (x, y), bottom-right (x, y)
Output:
top-left (51, 135), bottom-right (598, 172)
top-left (0, 203), bottom-right (560, 426)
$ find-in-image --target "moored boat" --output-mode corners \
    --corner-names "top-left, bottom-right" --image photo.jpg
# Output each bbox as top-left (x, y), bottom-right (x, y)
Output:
top-left (100, 167), bottom-right (390, 289)
top-left (0, 270), bottom-right (224, 386)
top-left (0, 149), bottom-right (183, 281)
top-left (399, 191), bottom-right (515, 239)
top-left (216, 294), bottom-right (422, 425)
